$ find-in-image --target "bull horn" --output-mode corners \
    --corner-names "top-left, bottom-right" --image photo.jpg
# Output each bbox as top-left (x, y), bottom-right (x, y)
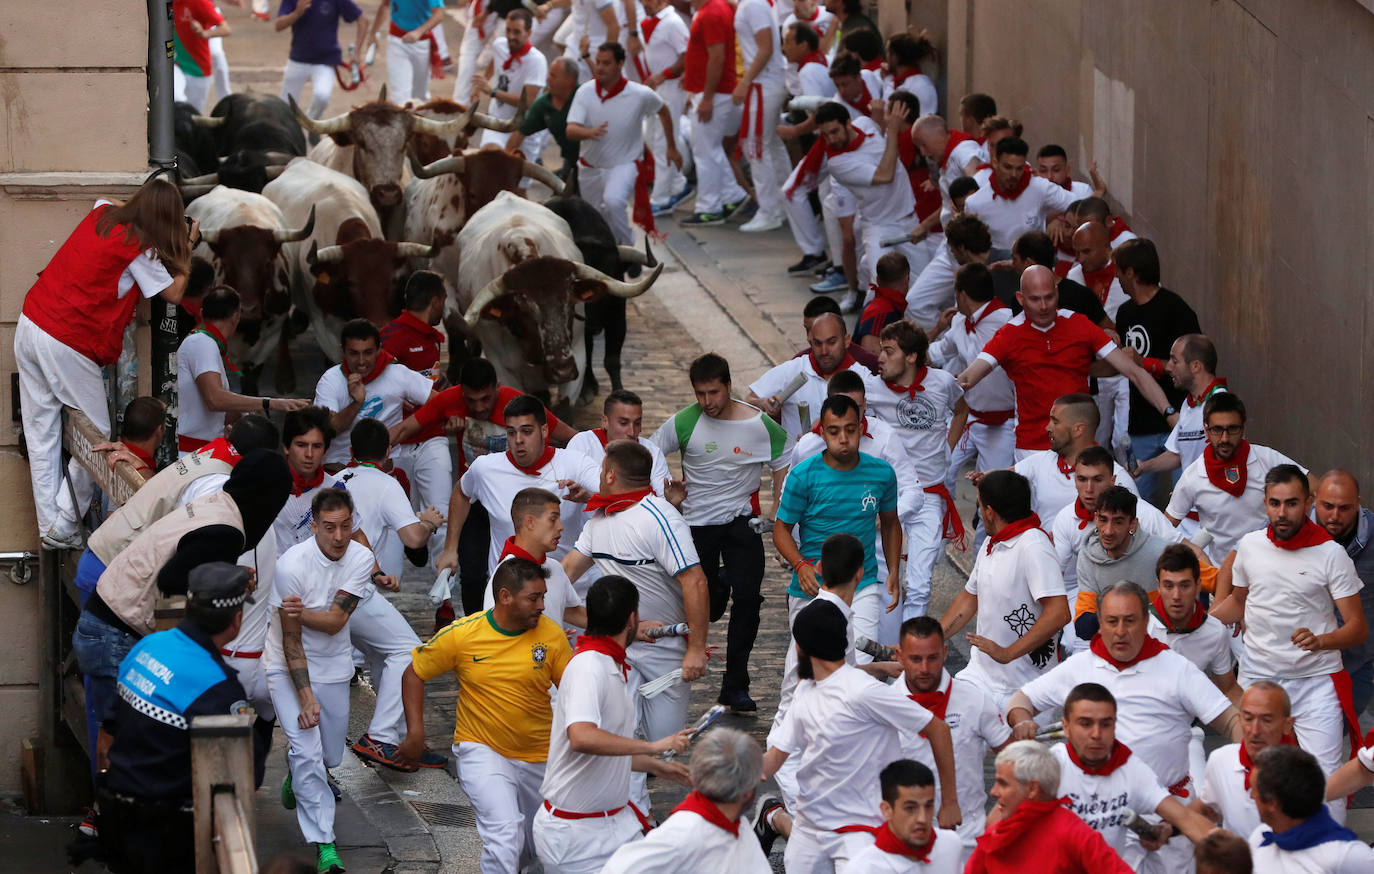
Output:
top-left (378, 83), bottom-right (388, 104)
top-left (571, 260), bottom-right (663, 299)
top-left (274, 205), bottom-right (315, 243)
top-left (395, 241), bottom-right (439, 258)
top-left (313, 244), bottom-right (345, 264)
top-left (264, 164), bottom-right (288, 181)
top-left (179, 171), bottom-right (219, 186)
top-left (411, 103), bottom-right (476, 139)
top-left (191, 114), bottom-right (224, 128)
top-left (616, 244), bottom-right (658, 267)
top-left (462, 275), bottom-right (506, 327)
top-left (472, 93), bottom-right (528, 133)
top-left (290, 94), bottom-right (351, 136)
top-left (521, 160), bottom-right (566, 195)
top-left (410, 151), bottom-right (465, 179)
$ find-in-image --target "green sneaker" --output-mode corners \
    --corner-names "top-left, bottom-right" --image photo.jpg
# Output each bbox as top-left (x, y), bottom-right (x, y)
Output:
top-left (681, 211), bottom-right (726, 227)
top-left (316, 841), bottom-right (345, 873)
top-left (281, 772), bottom-right (296, 810)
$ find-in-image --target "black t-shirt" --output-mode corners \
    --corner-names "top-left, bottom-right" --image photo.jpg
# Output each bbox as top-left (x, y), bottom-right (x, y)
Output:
top-left (1115, 286), bottom-right (1200, 435)
top-left (992, 272), bottom-right (1110, 325)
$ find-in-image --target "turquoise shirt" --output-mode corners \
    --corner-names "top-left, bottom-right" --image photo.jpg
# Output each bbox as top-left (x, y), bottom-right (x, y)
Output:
top-left (391, 0), bottom-right (443, 33)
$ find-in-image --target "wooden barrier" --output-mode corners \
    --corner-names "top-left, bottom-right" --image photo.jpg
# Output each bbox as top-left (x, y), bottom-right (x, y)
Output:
top-left (191, 714), bottom-right (258, 874)
top-left (61, 406), bottom-right (147, 507)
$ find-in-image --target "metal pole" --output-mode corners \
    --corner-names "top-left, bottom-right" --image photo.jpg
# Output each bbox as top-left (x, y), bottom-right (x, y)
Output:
top-left (148, 0), bottom-right (176, 170)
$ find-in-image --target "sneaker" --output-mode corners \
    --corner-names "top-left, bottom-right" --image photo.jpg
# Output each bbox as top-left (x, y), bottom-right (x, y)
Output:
top-left (41, 526), bottom-right (83, 551)
top-left (316, 841), bottom-right (345, 874)
top-left (809, 268), bottom-right (848, 294)
top-left (666, 184), bottom-right (695, 208)
top-left (78, 806), bottom-right (98, 838)
top-left (681, 212), bottom-right (726, 227)
top-left (729, 199), bottom-right (758, 223)
top-left (752, 795), bottom-right (785, 856)
top-left (739, 214), bottom-right (784, 233)
top-left (349, 667), bottom-right (362, 687)
top-left (417, 748), bottom-right (449, 769)
top-left (281, 773), bottom-right (296, 810)
top-left (650, 200), bottom-right (675, 217)
top-left (838, 289), bottom-right (862, 313)
top-left (722, 196), bottom-right (750, 217)
top-left (352, 732), bottom-right (420, 772)
top-left (717, 687), bottom-right (757, 712)
top-left (327, 773), bottom-right (342, 801)
top-left (786, 253), bottom-right (830, 276)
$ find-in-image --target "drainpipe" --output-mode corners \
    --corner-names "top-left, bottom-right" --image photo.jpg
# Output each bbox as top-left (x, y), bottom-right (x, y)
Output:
top-left (148, 0), bottom-right (176, 170)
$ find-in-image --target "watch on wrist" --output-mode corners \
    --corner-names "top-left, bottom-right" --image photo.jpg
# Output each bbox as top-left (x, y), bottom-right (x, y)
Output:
top-left (1163, 405), bottom-right (1176, 416)
top-left (262, 397), bottom-right (271, 413)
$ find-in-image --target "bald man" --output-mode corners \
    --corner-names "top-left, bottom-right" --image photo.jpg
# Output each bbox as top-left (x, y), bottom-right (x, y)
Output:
top-left (911, 114), bottom-right (982, 213)
top-left (959, 266), bottom-right (1177, 459)
top-left (1315, 470), bottom-right (1374, 717)
top-left (1195, 681), bottom-right (1296, 837)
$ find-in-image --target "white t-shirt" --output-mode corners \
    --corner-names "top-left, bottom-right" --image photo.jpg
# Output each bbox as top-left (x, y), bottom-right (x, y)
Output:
top-left (600, 805), bottom-right (771, 874)
top-left (771, 663), bottom-right (934, 829)
top-left (748, 353), bottom-right (886, 443)
top-left (735, 0), bottom-right (784, 88)
top-left (824, 117), bottom-right (917, 226)
top-left (313, 361), bottom-right (433, 465)
top-left (927, 301), bottom-right (1016, 414)
top-left (1020, 649), bottom-right (1232, 788)
top-left (1051, 497), bottom-right (1181, 591)
top-left (866, 367), bottom-right (963, 484)
top-left (92, 199), bottom-right (175, 299)
top-left (332, 464), bottom-right (419, 579)
top-left (1231, 529), bottom-right (1363, 678)
top-left (961, 173), bottom-right (1077, 251)
top-left (902, 671), bottom-right (1012, 849)
top-left (882, 71), bottom-right (937, 117)
top-left (488, 38), bottom-right (549, 123)
top-left (567, 79), bottom-right (664, 168)
top-left (1164, 386), bottom-right (1227, 471)
top-left (1013, 449), bottom-right (1139, 525)
top-left (1147, 612), bottom-right (1234, 678)
top-left (1165, 442), bottom-right (1302, 558)
top-left (272, 473), bottom-right (344, 555)
top-left (1197, 743), bottom-right (1260, 837)
top-left (221, 531), bottom-right (278, 655)
top-left (638, 6), bottom-right (689, 84)
top-left (541, 649), bottom-right (635, 812)
top-left (937, 140), bottom-right (982, 205)
top-left (961, 526), bottom-right (1066, 699)
top-left (797, 60), bottom-right (836, 99)
top-left (846, 828), bottom-right (964, 873)
top-left (263, 538), bottom-right (374, 683)
top-left (790, 416), bottom-right (925, 526)
top-left (772, 588), bottom-right (856, 726)
top-left (1247, 821), bottom-right (1374, 873)
top-left (175, 330), bottom-right (228, 447)
top-left (1050, 742), bottom-right (1169, 856)
top-left (461, 447), bottom-right (602, 575)
top-left (483, 551), bottom-right (583, 630)
top-left (564, 430), bottom-right (671, 497)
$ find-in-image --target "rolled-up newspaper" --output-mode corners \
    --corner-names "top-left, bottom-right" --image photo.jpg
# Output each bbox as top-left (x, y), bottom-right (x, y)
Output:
top-left (1120, 809), bottom-right (1165, 841)
top-left (797, 401), bottom-right (812, 433)
top-left (663, 704), bottom-right (727, 760)
top-left (788, 95), bottom-right (828, 114)
top-left (637, 669), bottom-right (684, 699)
top-left (1034, 721), bottom-right (1064, 740)
top-left (854, 635), bottom-right (895, 662)
top-left (645, 623), bottom-right (690, 640)
top-left (880, 232), bottom-right (920, 247)
top-left (1190, 528), bottom-right (1215, 550)
top-left (428, 568), bottom-right (453, 606)
top-left (776, 371), bottom-right (810, 404)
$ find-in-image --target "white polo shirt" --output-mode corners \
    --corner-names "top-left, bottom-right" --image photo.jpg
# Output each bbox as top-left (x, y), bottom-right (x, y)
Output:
top-left (902, 670), bottom-right (1013, 849)
top-left (927, 301), bottom-right (1016, 415)
top-left (541, 648), bottom-right (635, 812)
top-left (314, 360), bottom-right (433, 465)
top-left (1247, 821), bottom-right (1374, 873)
top-left (264, 538), bottom-right (374, 683)
top-left (962, 172), bottom-right (1077, 251)
top-left (483, 551), bottom-right (583, 631)
top-left (772, 588), bottom-right (856, 727)
top-left (600, 802), bottom-right (771, 874)
top-left (882, 70), bottom-right (937, 116)
top-left (1147, 612), bottom-right (1233, 678)
top-left (333, 463), bottom-right (419, 580)
top-left (937, 137), bottom-right (982, 202)
top-left (735, 0), bottom-right (784, 88)
top-left (825, 117), bottom-right (917, 227)
top-left (866, 367), bottom-right (963, 485)
top-left (771, 663), bottom-right (934, 830)
top-left (1197, 743), bottom-right (1260, 837)
top-left (1051, 742), bottom-right (1169, 857)
top-left (461, 447), bottom-right (601, 575)
top-left (1165, 441), bottom-right (1302, 557)
top-left (1012, 448), bottom-right (1139, 525)
top-left (1231, 528), bottom-right (1363, 679)
top-left (175, 330), bottom-right (228, 448)
top-left (846, 828), bottom-right (964, 873)
top-left (797, 59), bottom-right (835, 99)
top-left (567, 78), bottom-right (664, 168)
top-left (790, 416), bottom-right (925, 526)
top-left (272, 472), bottom-right (344, 555)
top-left (564, 429), bottom-right (671, 497)
top-left (748, 353), bottom-right (885, 442)
top-left (488, 38), bottom-right (548, 124)
top-left (1164, 384), bottom-right (1227, 471)
top-left (1051, 497), bottom-right (1181, 590)
top-left (1020, 648), bottom-right (1232, 788)
top-left (961, 526), bottom-right (1066, 700)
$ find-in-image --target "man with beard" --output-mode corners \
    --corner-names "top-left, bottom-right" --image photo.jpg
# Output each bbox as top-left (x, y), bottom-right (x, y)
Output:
top-left (749, 311), bottom-right (884, 439)
top-left (1132, 334), bottom-right (1226, 483)
top-left (1311, 470), bottom-right (1374, 718)
top-left (845, 760), bottom-right (964, 872)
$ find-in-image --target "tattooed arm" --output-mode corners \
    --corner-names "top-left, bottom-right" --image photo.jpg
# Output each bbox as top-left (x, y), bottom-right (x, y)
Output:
top-left (295, 589), bottom-right (361, 635)
top-left (281, 613), bottom-right (319, 729)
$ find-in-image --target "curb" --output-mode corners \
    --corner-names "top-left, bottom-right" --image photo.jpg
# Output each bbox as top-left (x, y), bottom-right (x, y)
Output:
top-left (336, 755), bottom-right (441, 874)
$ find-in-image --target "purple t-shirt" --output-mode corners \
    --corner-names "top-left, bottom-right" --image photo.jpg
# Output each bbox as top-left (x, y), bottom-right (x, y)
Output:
top-left (279, 0), bottom-right (363, 67)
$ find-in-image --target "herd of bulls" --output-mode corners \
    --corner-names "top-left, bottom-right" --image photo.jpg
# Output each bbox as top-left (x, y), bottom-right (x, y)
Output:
top-left (175, 88), bottom-right (661, 403)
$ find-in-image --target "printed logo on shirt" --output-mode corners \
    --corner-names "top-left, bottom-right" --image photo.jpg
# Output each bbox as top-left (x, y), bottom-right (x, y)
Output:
top-left (860, 488), bottom-right (878, 511)
top-left (1065, 790), bottom-right (1133, 833)
top-left (732, 446), bottom-right (753, 456)
top-left (1225, 468), bottom-right (1240, 484)
top-left (531, 642), bottom-right (548, 667)
top-left (946, 712), bottom-right (962, 730)
top-left (705, 441), bottom-right (719, 454)
top-left (360, 396), bottom-right (385, 419)
top-left (896, 395), bottom-right (940, 431)
top-left (229, 699), bottom-right (251, 716)
top-left (1124, 324), bottom-right (1150, 357)
top-left (1004, 603), bottom-right (1055, 668)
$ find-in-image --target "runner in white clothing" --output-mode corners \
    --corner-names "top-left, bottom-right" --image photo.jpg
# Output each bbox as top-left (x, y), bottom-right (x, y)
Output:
top-left (272, 408), bottom-right (347, 554)
top-left (844, 760), bottom-right (964, 873)
top-left (732, 0), bottom-right (789, 232)
top-left (1194, 681), bottom-right (1295, 839)
top-left (635, 0), bottom-right (691, 209)
top-left (481, 487), bottom-right (588, 630)
top-left (1133, 334), bottom-right (1226, 482)
top-left (475, 12), bottom-right (549, 155)
top-left (880, 31), bottom-right (937, 115)
top-left (565, 389), bottom-right (673, 498)
top-left (1246, 746), bottom-right (1374, 873)
top-left (961, 136), bottom-right (1077, 251)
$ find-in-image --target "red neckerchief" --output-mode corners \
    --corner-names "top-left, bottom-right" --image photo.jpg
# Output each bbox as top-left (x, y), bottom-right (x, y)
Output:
top-left (672, 791), bottom-right (739, 836)
top-left (964, 297), bottom-right (1006, 333)
top-left (1267, 518), bottom-right (1333, 551)
top-left (586, 487), bottom-right (654, 514)
top-left (1240, 736), bottom-right (1298, 790)
top-left (1089, 632), bottom-right (1169, 671)
top-left (574, 634), bottom-right (629, 679)
top-left (977, 798), bottom-right (1072, 854)
top-left (192, 323), bottom-right (241, 374)
top-left (868, 283), bottom-right (907, 312)
top-left (194, 437), bottom-right (242, 466)
top-left (809, 349), bottom-right (856, 377)
top-left (1203, 440), bottom-right (1250, 498)
top-left (1065, 739), bottom-right (1133, 777)
top-left (500, 536), bottom-right (546, 565)
top-left (872, 821), bottom-right (935, 861)
top-left (632, 144), bottom-right (662, 241)
top-left (393, 309), bottom-right (445, 343)
top-left (840, 82), bottom-right (873, 117)
top-left (989, 165), bottom-right (1032, 200)
top-left (939, 129), bottom-right (973, 169)
top-left (786, 128), bottom-right (868, 201)
top-left (1073, 498), bottom-right (1094, 530)
top-left (908, 672), bottom-right (951, 739)
top-left (507, 444), bottom-right (556, 475)
top-left (640, 13), bottom-right (661, 43)
top-left (862, 57), bottom-right (883, 72)
top-left (126, 442), bottom-right (156, 474)
top-left (1150, 592), bottom-right (1207, 633)
top-left (342, 349), bottom-right (395, 385)
top-left (502, 40), bottom-right (532, 69)
top-left (800, 51), bottom-right (828, 70)
top-left (290, 465), bottom-right (324, 497)
top-left (891, 68), bottom-right (918, 89)
top-left (1187, 377), bottom-right (1227, 407)
top-left (592, 428), bottom-right (610, 448)
top-left (985, 513), bottom-right (1043, 555)
top-left (595, 76), bottom-right (629, 101)
top-left (1109, 214), bottom-right (1132, 241)
top-left (1056, 453), bottom-right (1076, 478)
top-left (884, 366), bottom-right (929, 399)
top-left (1079, 263), bottom-right (1116, 306)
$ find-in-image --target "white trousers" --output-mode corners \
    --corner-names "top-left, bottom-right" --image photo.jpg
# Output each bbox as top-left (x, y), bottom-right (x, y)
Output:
top-left (15, 315), bottom-right (110, 536)
top-left (208, 36), bottom-right (231, 104)
top-left (173, 65), bottom-right (212, 112)
top-left (739, 81), bottom-right (789, 223)
top-left (646, 82), bottom-right (690, 202)
top-left (860, 217), bottom-right (927, 297)
top-left (268, 673), bottom-right (351, 844)
top-left (225, 654), bottom-right (274, 721)
top-left (532, 803), bottom-right (643, 874)
top-left (783, 821), bottom-right (873, 874)
top-left (387, 34), bottom-right (432, 106)
top-left (392, 435), bottom-right (453, 566)
top-left (455, 741), bottom-right (546, 873)
top-left (849, 584), bottom-right (882, 662)
top-left (1093, 375), bottom-right (1130, 449)
top-left (905, 246), bottom-right (956, 331)
top-left (579, 161), bottom-right (639, 246)
top-left (903, 497), bottom-right (945, 621)
top-left (783, 167), bottom-right (827, 257)
top-left (281, 59), bottom-right (335, 120)
top-left (530, 6), bottom-right (568, 55)
top-left (453, 11), bottom-right (500, 105)
top-left (625, 641), bottom-right (689, 810)
top-left (348, 594), bottom-right (420, 744)
top-left (945, 420), bottom-right (1016, 492)
top-left (688, 93), bottom-right (746, 214)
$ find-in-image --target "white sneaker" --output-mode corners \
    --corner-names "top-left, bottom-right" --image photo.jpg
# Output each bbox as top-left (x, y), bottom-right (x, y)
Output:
top-left (41, 526), bottom-right (83, 551)
top-left (739, 214), bottom-right (785, 233)
top-left (838, 289), bottom-right (861, 313)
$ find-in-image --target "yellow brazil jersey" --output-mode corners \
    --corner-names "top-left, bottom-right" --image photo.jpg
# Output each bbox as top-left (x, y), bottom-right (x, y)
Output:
top-left (410, 609), bottom-right (571, 762)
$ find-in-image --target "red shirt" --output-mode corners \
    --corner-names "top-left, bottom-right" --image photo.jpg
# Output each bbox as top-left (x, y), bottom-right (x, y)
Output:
top-left (980, 310), bottom-right (1115, 449)
top-left (683, 0), bottom-right (737, 94)
top-left (380, 311), bottom-right (445, 377)
top-left (965, 801), bottom-right (1132, 874)
top-left (411, 385), bottom-right (564, 473)
top-left (174, 0), bottom-right (225, 77)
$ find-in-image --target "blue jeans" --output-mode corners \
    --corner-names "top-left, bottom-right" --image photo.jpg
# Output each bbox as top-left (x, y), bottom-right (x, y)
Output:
top-left (73, 548), bottom-right (107, 608)
top-left (72, 609), bottom-right (139, 774)
top-left (1130, 431), bottom-right (1177, 509)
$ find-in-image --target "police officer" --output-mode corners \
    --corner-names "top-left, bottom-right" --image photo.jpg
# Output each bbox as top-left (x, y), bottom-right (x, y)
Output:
top-left (97, 562), bottom-right (260, 873)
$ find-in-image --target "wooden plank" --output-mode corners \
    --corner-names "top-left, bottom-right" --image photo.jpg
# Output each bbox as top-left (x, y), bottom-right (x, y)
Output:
top-left (211, 792), bottom-right (258, 874)
top-left (191, 715), bottom-right (256, 874)
top-left (61, 405), bottom-right (146, 507)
